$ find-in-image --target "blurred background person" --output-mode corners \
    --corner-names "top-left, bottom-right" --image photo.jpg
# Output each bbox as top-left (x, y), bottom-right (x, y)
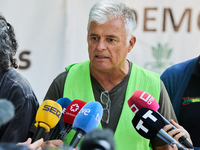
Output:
top-left (0, 12), bottom-right (39, 142)
top-left (161, 55), bottom-right (200, 149)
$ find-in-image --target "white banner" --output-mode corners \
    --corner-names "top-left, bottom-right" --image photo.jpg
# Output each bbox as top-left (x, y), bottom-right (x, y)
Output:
top-left (0, 0), bottom-right (66, 103)
top-left (0, 0), bottom-right (199, 104)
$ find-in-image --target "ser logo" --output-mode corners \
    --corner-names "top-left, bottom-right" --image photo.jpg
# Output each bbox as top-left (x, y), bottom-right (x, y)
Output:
top-left (42, 105), bottom-right (61, 118)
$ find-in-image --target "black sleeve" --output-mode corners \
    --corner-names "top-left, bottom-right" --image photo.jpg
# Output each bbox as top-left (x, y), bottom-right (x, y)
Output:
top-left (44, 71), bottom-right (69, 101)
top-left (0, 92), bottom-right (39, 142)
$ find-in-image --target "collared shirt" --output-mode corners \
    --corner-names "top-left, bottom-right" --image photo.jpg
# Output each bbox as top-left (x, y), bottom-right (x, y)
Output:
top-left (179, 56), bottom-right (200, 146)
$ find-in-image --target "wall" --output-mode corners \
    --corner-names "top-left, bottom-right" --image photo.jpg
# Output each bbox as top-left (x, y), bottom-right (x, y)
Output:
top-left (0, 0), bottom-right (199, 104)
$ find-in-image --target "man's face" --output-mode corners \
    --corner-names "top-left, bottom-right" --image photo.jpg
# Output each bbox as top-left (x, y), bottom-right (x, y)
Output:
top-left (87, 17), bottom-right (135, 72)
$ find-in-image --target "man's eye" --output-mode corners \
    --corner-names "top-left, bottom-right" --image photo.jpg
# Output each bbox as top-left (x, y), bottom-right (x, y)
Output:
top-left (109, 39), bottom-right (115, 42)
top-left (92, 37), bottom-right (98, 41)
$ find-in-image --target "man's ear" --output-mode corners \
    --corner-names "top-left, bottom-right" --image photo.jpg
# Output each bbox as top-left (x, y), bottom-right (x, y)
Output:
top-left (128, 36), bottom-right (136, 53)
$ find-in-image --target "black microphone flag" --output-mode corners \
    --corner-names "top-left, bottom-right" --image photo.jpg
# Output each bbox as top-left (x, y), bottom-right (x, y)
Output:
top-left (132, 108), bottom-right (186, 150)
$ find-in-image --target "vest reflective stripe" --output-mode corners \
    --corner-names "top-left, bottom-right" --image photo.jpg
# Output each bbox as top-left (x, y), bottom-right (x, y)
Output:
top-left (63, 60), bottom-right (160, 150)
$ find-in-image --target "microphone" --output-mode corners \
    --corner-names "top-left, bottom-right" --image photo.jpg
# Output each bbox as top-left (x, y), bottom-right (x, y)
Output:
top-left (128, 90), bottom-right (159, 114)
top-left (56, 98), bottom-right (72, 131)
top-left (56, 99), bottom-right (87, 140)
top-left (0, 99), bottom-right (15, 127)
top-left (32, 100), bottom-right (62, 143)
top-left (80, 128), bottom-right (115, 150)
top-left (48, 97), bottom-right (72, 140)
top-left (128, 90), bottom-right (193, 149)
top-left (69, 101), bottom-right (103, 149)
top-left (132, 107), bottom-right (186, 150)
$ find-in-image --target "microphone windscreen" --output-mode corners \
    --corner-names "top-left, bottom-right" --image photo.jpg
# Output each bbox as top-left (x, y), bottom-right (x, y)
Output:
top-left (132, 107), bottom-right (166, 139)
top-left (56, 97), bottom-right (72, 131)
top-left (128, 90), bottom-right (159, 114)
top-left (0, 99), bottom-right (15, 126)
top-left (72, 101), bottom-right (103, 134)
top-left (63, 99), bottom-right (86, 125)
top-left (57, 97), bottom-right (72, 114)
top-left (35, 100), bottom-right (62, 132)
top-left (80, 128), bottom-right (115, 150)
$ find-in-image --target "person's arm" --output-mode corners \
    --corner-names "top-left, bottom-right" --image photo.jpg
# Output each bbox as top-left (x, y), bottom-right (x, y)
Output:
top-left (0, 94), bottom-right (39, 142)
top-left (159, 81), bottom-right (193, 147)
top-left (152, 81), bottom-right (192, 149)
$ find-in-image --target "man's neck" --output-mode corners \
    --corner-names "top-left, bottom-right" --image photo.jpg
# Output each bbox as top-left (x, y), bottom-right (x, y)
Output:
top-left (90, 60), bottom-right (130, 91)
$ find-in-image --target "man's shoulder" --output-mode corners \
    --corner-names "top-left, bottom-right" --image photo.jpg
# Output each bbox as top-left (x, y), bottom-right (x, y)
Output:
top-left (5, 67), bottom-right (33, 90)
top-left (0, 68), bottom-right (39, 106)
top-left (160, 57), bottom-right (198, 93)
top-left (54, 70), bottom-right (69, 82)
top-left (162, 57), bottom-right (197, 76)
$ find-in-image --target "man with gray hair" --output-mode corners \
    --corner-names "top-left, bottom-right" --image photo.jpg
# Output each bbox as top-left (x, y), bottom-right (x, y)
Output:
top-left (44, 0), bottom-right (190, 149)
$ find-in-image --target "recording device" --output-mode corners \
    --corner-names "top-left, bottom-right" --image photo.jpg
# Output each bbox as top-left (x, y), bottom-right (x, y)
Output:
top-left (56, 99), bottom-right (87, 140)
top-left (0, 99), bottom-right (15, 127)
top-left (69, 101), bottom-right (103, 149)
top-left (80, 128), bottom-right (115, 150)
top-left (32, 100), bottom-right (62, 143)
top-left (132, 107), bottom-right (186, 150)
top-left (128, 90), bottom-right (193, 149)
top-left (49, 97), bottom-right (72, 140)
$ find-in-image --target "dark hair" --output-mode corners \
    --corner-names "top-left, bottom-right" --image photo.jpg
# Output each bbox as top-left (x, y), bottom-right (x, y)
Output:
top-left (0, 13), bottom-right (18, 71)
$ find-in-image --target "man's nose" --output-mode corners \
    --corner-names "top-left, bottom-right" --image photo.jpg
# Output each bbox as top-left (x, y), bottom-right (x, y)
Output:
top-left (97, 39), bottom-right (106, 51)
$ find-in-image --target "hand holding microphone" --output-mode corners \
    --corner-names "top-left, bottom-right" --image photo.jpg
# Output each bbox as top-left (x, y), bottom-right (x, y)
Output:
top-left (128, 90), bottom-right (193, 149)
top-left (163, 119), bottom-right (193, 147)
top-left (132, 107), bottom-right (186, 150)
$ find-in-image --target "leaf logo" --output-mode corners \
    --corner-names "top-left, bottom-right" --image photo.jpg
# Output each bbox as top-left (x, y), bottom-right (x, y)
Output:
top-left (144, 43), bottom-right (174, 74)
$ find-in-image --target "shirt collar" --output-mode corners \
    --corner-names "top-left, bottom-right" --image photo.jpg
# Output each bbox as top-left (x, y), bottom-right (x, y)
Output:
top-left (192, 55), bottom-right (200, 77)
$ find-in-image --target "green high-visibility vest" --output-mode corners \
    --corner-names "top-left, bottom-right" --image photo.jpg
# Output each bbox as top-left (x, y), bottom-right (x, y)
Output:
top-left (63, 60), bottom-right (160, 150)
